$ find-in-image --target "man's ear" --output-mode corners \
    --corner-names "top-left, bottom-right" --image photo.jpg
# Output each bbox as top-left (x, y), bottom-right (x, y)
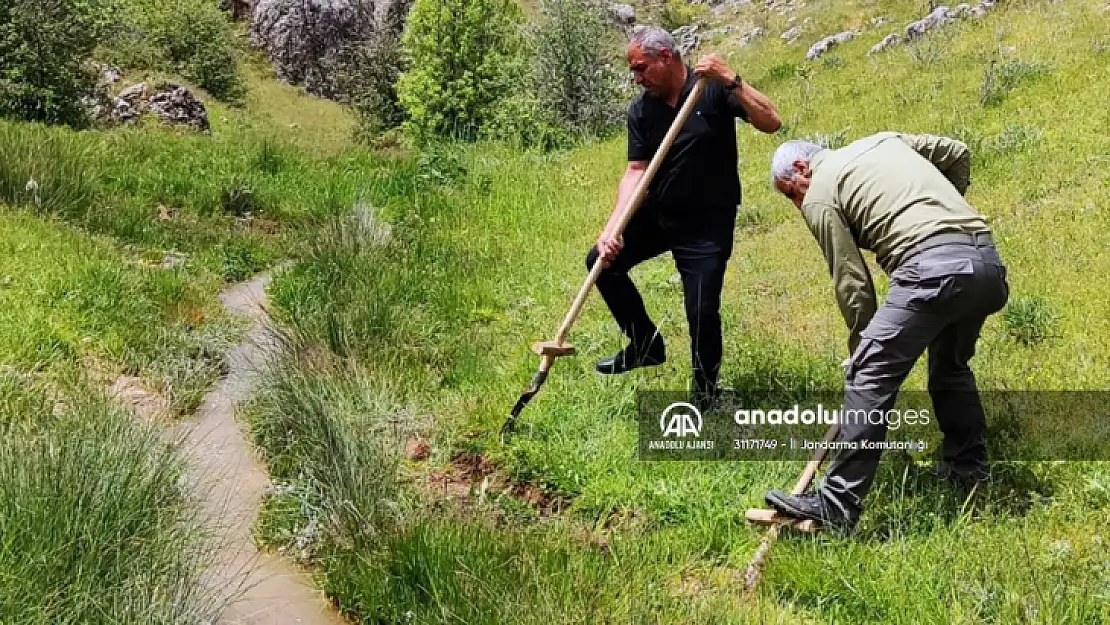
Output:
top-left (792, 159), bottom-right (809, 176)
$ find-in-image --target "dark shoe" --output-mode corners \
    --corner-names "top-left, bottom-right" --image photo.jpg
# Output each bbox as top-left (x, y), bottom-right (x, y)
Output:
top-left (765, 489), bottom-right (854, 532)
top-left (934, 461), bottom-right (990, 490)
top-left (595, 339), bottom-right (666, 375)
top-left (692, 384), bottom-right (722, 411)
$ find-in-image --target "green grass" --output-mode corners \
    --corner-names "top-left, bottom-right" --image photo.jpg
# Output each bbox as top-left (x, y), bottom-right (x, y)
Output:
top-left (0, 167), bottom-right (241, 623)
top-left (0, 208), bottom-right (236, 414)
top-left (245, 0), bottom-right (1110, 623)
top-left (0, 39), bottom-right (372, 623)
top-left (0, 371), bottom-right (223, 623)
top-left (3, 0), bottom-right (1105, 622)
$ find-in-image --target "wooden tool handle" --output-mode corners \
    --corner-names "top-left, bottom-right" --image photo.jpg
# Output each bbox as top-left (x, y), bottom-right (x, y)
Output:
top-left (790, 422), bottom-right (840, 495)
top-left (742, 422), bottom-right (840, 594)
top-left (552, 78), bottom-right (708, 345)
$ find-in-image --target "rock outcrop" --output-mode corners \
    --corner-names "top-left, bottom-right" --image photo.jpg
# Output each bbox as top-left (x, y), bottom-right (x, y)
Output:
top-left (608, 2), bottom-right (635, 25)
top-left (148, 85), bottom-right (211, 131)
top-left (869, 33), bottom-right (901, 56)
top-left (738, 26), bottom-right (765, 46)
top-left (806, 30), bottom-right (859, 61)
top-left (250, 0), bottom-right (360, 98)
top-left (673, 24), bottom-right (702, 57)
top-left (249, 0), bottom-right (410, 99)
top-left (869, 1), bottom-right (998, 56)
top-left (102, 82), bottom-right (210, 131)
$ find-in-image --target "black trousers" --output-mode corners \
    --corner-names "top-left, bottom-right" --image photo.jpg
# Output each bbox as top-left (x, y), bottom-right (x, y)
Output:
top-left (585, 208), bottom-right (737, 393)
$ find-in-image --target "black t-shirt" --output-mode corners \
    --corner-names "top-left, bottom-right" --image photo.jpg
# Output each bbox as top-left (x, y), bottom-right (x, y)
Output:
top-left (627, 67), bottom-right (750, 217)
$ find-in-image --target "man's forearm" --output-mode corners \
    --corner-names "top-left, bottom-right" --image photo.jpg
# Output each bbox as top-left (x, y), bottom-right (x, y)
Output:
top-left (603, 167), bottom-right (647, 235)
top-left (734, 82), bottom-right (781, 133)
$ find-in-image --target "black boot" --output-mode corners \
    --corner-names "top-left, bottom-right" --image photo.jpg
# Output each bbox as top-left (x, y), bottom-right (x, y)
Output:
top-left (691, 370), bottom-right (722, 411)
top-left (595, 338), bottom-right (666, 375)
top-left (934, 460), bottom-right (990, 490)
top-left (765, 489), bottom-right (855, 532)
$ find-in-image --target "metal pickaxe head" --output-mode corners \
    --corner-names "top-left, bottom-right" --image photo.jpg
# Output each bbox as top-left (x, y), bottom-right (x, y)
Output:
top-left (499, 341), bottom-right (576, 441)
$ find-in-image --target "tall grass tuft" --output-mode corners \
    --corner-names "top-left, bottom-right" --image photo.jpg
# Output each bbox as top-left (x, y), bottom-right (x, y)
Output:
top-left (0, 373), bottom-right (222, 623)
top-left (1003, 294), bottom-right (1060, 346)
top-left (246, 338), bottom-right (413, 565)
top-left (0, 122), bottom-right (96, 218)
top-left (268, 193), bottom-right (483, 371)
top-left (980, 58), bottom-right (1050, 107)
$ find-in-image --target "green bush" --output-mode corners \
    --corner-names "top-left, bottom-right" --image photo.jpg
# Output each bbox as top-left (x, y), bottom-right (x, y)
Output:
top-left (481, 91), bottom-right (572, 151)
top-left (397, 0), bottom-right (526, 143)
top-left (336, 0), bottom-right (412, 142)
top-left (100, 0), bottom-right (245, 102)
top-left (529, 0), bottom-right (627, 141)
top-left (0, 0), bottom-right (112, 127)
top-left (659, 0), bottom-right (706, 31)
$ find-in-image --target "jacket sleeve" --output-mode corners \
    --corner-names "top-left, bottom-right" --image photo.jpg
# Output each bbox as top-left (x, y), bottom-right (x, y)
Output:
top-left (898, 133), bottom-right (972, 195)
top-left (801, 201), bottom-right (878, 347)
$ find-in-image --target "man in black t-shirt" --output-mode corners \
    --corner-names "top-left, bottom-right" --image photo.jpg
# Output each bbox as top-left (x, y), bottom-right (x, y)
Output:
top-left (587, 25), bottom-right (782, 405)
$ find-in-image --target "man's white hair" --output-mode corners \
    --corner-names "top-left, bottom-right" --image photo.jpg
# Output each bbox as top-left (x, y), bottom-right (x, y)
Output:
top-left (629, 25), bottom-right (681, 60)
top-left (770, 140), bottom-right (824, 189)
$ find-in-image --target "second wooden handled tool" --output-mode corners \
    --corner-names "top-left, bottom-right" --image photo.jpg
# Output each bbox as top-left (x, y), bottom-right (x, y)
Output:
top-left (741, 422), bottom-right (840, 595)
top-left (500, 77), bottom-right (709, 440)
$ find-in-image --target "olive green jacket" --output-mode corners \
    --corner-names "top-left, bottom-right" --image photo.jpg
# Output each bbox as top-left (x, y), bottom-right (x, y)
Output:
top-left (801, 132), bottom-right (990, 348)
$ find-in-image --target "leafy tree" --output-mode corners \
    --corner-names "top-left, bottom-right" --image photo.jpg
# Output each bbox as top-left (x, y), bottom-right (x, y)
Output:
top-left (0, 0), bottom-right (111, 127)
top-left (396, 0), bottom-right (525, 143)
top-left (531, 0), bottom-right (627, 139)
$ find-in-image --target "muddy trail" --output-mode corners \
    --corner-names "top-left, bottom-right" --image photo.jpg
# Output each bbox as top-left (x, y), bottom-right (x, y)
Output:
top-left (175, 271), bottom-right (345, 625)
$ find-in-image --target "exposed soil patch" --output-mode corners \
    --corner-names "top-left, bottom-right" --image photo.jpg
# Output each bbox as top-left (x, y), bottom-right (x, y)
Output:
top-left (425, 452), bottom-right (573, 517)
top-left (108, 374), bottom-right (169, 423)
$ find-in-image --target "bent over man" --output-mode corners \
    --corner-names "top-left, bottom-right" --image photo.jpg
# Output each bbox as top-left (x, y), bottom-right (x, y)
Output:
top-left (766, 132), bottom-right (1010, 530)
top-left (587, 25), bottom-right (781, 405)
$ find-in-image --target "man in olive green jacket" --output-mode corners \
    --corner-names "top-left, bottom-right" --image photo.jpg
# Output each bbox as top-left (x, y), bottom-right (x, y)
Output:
top-left (766, 132), bottom-right (1010, 530)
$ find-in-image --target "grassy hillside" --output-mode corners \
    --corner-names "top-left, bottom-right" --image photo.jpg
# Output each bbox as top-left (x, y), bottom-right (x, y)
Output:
top-left (245, 0), bottom-right (1110, 623)
top-left (0, 60), bottom-right (369, 620)
top-left (1, 0), bottom-right (1107, 623)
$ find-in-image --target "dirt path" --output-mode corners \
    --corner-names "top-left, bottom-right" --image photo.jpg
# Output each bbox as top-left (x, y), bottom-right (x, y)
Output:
top-left (176, 271), bottom-right (346, 625)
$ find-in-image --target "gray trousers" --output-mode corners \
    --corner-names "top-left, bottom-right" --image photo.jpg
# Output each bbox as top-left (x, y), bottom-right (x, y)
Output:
top-left (818, 232), bottom-right (1009, 522)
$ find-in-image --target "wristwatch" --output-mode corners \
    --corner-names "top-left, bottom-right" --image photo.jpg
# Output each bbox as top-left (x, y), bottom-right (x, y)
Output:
top-left (725, 76), bottom-right (742, 91)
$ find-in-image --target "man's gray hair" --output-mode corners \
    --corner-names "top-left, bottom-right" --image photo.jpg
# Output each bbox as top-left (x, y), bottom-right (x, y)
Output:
top-left (630, 25), bottom-right (680, 59)
top-left (770, 140), bottom-right (824, 187)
